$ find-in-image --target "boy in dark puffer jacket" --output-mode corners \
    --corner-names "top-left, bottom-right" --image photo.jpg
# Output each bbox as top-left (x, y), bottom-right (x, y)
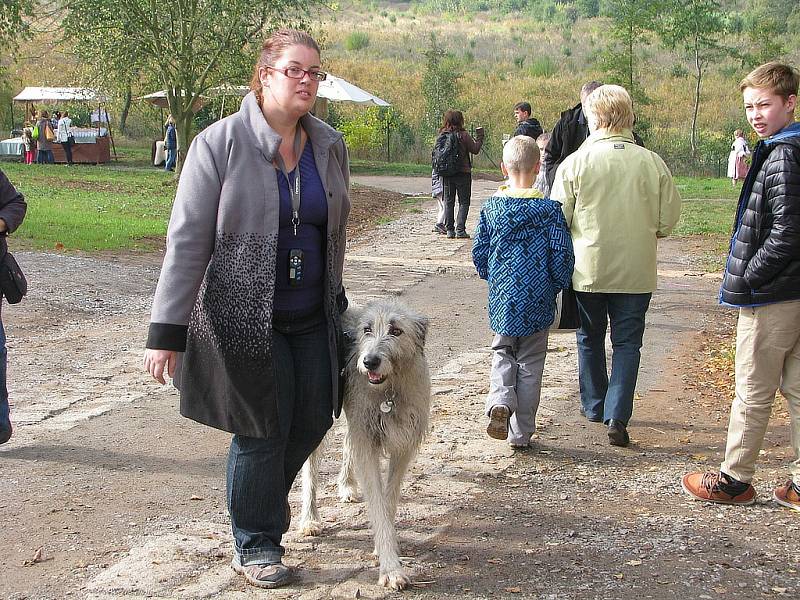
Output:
top-left (682, 62), bottom-right (800, 511)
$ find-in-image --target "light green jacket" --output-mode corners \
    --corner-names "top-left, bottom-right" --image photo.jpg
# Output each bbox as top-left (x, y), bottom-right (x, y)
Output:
top-left (550, 129), bottom-right (681, 293)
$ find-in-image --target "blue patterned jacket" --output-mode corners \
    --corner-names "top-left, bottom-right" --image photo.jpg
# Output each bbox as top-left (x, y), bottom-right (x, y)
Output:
top-left (473, 186), bottom-right (574, 336)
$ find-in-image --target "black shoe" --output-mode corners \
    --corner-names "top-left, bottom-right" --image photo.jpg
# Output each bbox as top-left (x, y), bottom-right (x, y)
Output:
top-left (0, 422), bottom-right (12, 445)
top-left (607, 419), bottom-right (629, 447)
top-left (434, 223), bottom-right (447, 234)
top-left (446, 231), bottom-right (456, 239)
top-left (456, 231), bottom-right (470, 239)
top-left (579, 406), bottom-right (602, 423)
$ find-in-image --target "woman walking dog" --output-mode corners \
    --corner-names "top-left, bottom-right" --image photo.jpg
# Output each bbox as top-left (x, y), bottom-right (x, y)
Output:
top-left (144, 29), bottom-right (350, 589)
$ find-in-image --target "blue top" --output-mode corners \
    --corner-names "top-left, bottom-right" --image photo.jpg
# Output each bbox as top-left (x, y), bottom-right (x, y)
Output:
top-left (473, 186), bottom-right (574, 336)
top-left (274, 140), bottom-right (327, 312)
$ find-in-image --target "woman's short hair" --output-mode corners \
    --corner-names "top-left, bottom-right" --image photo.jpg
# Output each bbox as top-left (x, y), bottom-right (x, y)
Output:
top-left (441, 110), bottom-right (465, 132)
top-left (502, 135), bottom-right (540, 174)
top-left (734, 129), bottom-right (743, 138)
top-left (250, 29), bottom-right (321, 102)
top-left (583, 85), bottom-right (635, 133)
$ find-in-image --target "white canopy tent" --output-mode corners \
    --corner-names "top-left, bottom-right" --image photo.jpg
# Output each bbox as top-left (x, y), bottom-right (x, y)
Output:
top-left (317, 75), bottom-right (390, 106)
top-left (11, 86), bottom-right (117, 161)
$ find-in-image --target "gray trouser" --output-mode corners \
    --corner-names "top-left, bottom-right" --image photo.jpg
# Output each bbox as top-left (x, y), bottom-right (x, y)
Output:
top-left (485, 330), bottom-right (548, 445)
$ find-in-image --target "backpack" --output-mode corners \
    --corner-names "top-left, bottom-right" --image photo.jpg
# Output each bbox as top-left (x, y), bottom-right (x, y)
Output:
top-left (432, 131), bottom-right (462, 177)
top-left (31, 124), bottom-right (39, 141)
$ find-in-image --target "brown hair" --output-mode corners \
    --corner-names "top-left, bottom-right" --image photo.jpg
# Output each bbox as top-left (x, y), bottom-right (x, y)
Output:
top-left (440, 110), bottom-right (465, 133)
top-left (739, 62), bottom-right (799, 101)
top-left (250, 29), bottom-right (321, 103)
top-left (40, 110), bottom-right (49, 119)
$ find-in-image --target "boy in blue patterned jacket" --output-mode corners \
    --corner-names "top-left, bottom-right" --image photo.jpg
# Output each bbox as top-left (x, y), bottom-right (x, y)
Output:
top-left (472, 136), bottom-right (574, 448)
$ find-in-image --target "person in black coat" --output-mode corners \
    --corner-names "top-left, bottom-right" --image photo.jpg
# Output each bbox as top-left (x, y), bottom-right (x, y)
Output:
top-left (682, 62), bottom-right (800, 511)
top-left (512, 101), bottom-right (543, 140)
top-left (0, 169), bottom-right (28, 444)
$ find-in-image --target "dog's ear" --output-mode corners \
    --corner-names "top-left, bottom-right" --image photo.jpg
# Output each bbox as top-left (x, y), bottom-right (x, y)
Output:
top-left (413, 315), bottom-right (429, 349)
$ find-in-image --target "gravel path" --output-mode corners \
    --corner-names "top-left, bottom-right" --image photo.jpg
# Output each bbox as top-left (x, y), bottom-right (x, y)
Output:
top-left (1, 178), bottom-right (797, 599)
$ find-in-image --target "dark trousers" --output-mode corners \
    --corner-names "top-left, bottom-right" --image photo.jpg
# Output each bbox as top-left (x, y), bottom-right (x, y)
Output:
top-left (0, 321), bottom-right (8, 429)
top-left (61, 140), bottom-right (73, 165)
top-left (442, 172), bottom-right (472, 234)
top-left (226, 308), bottom-right (333, 565)
top-left (575, 292), bottom-right (651, 425)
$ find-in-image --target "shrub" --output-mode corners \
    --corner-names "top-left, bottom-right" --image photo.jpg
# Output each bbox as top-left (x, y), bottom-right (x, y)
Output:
top-left (513, 56), bottom-right (524, 68)
top-left (670, 64), bottom-right (689, 78)
top-left (528, 56), bottom-right (556, 77)
top-left (345, 31), bottom-right (371, 51)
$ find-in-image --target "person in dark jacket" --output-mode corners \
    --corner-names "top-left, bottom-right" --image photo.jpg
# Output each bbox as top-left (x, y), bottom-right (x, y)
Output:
top-left (0, 169), bottom-right (28, 444)
top-left (682, 62), bottom-right (800, 512)
top-left (164, 115), bottom-right (177, 172)
top-left (439, 110), bottom-right (484, 239)
top-left (512, 101), bottom-right (543, 141)
top-left (543, 81), bottom-right (602, 193)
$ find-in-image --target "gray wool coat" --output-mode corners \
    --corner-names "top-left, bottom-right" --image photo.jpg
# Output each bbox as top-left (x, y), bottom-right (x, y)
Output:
top-left (146, 92), bottom-right (350, 439)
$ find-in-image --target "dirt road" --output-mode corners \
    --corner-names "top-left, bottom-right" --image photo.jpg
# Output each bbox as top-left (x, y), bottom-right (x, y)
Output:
top-left (1, 177), bottom-right (797, 599)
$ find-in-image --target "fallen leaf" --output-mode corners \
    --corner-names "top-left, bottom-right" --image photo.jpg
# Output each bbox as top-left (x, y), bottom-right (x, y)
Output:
top-left (504, 587), bottom-right (521, 593)
top-left (614, 574), bottom-right (624, 580)
top-left (189, 495), bottom-right (204, 501)
top-left (625, 560), bottom-right (642, 566)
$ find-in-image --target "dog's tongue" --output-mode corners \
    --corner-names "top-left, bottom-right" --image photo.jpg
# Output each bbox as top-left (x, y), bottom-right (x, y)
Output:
top-left (368, 371), bottom-right (383, 383)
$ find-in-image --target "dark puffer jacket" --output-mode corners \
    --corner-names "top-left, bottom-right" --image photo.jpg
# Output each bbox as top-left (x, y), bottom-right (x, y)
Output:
top-left (720, 122), bottom-right (800, 307)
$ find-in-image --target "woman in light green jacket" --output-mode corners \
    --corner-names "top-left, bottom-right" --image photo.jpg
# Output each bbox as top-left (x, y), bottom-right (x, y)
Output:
top-left (551, 84), bottom-right (681, 447)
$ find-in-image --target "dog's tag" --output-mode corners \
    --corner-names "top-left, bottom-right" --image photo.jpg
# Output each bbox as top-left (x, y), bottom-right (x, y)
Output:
top-left (380, 400), bottom-right (394, 414)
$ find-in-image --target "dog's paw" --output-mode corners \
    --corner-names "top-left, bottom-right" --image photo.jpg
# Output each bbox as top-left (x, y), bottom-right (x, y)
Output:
top-left (378, 568), bottom-right (411, 590)
top-left (338, 485), bottom-right (359, 503)
top-left (298, 520), bottom-right (323, 537)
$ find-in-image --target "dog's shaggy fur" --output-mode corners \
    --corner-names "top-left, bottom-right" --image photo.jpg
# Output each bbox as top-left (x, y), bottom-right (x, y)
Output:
top-left (299, 298), bottom-right (431, 590)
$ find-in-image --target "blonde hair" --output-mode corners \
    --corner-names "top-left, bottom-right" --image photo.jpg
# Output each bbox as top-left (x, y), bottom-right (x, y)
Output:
top-left (739, 62), bottom-right (799, 101)
top-left (250, 29), bottom-right (321, 104)
top-left (583, 84), bottom-right (635, 133)
top-left (502, 135), bottom-right (540, 174)
top-left (734, 129), bottom-right (743, 138)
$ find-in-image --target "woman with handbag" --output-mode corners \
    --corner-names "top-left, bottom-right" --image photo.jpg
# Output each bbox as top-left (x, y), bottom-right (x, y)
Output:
top-left (35, 110), bottom-right (55, 164)
top-left (143, 29), bottom-right (350, 589)
top-left (551, 85), bottom-right (681, 447)
top-left (57, 111), bottom-right (75, 166)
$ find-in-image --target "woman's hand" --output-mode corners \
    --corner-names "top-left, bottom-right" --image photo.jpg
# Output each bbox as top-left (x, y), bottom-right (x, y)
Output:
top-left (143, 349), bottom-right (177, 385)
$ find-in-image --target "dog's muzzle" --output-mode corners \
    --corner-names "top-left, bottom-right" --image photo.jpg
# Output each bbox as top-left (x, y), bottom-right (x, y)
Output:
top-left (362, 355), bottom-right (386, 384)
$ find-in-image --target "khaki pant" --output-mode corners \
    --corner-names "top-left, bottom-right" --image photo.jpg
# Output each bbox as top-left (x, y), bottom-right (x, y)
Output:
top-left (721, 300), bottom-right (800, 484)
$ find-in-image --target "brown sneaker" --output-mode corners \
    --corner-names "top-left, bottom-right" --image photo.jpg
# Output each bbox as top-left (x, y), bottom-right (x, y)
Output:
top-left (681, 471), bottom-right (756, 505)
top-left (486, 405), bottom-right (510, 440)
top-left (231, 556), bottom-right (295, 589)
top-left (773, 481), bottom-right (800, 512)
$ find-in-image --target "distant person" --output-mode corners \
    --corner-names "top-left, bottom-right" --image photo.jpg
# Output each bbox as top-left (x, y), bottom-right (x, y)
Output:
top-left (682, 62), bottom-right (800, 511)
top-left (513, 101), bottom-right (544, 140)
top-left (550, 85), bottom-right (681, 447)
top-left (35, 110), bottom-right (55, 164)
top-left (473, 135), bottom-right (574, 449)
top-left (431, 169), bottom-right (445, 234)
top-left (21, 122), bottom-right (34, 165)
top-left (437, 110), bottom-right (484, 239)
top-left (726, 129), bottom-right (751, 185)
top-left (543, 81), bottom-right (602, 193)
top-left (57, 110), bottom-right (74, 166)
top-left (0, 169), bottom-right (29, 445)
top-left (144, 29), bottom-right (350, 589)
top-left (164, 115), bottom-right (177, 172)
top-left (533, 131), bottom-right (551, 196)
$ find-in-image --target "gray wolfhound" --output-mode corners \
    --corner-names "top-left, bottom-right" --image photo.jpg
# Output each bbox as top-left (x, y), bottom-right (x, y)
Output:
top-left (299, 298), bottom-right (431, 590)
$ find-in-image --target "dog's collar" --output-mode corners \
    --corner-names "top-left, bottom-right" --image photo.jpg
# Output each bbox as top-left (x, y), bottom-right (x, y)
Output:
top-left (380, 385), bottom-right (397, 413)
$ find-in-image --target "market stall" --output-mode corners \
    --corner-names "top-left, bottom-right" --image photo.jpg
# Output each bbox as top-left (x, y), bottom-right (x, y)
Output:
top-left (10, 87), bottom-right (117, 164)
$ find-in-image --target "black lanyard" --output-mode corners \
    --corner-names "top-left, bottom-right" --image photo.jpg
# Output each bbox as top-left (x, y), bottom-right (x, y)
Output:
top-left (274, 126), bottom-right (303, 235)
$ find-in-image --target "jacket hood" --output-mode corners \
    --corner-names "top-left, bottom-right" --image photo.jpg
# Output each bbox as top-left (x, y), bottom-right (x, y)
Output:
top-left (490, 186), bottom-right (558, 228)
top-left (238, 91), bottom-right (343, 162)
top-left (495, 185), bottom-right (545, 199)
top-left (764, 121), bottom-right (800, 149)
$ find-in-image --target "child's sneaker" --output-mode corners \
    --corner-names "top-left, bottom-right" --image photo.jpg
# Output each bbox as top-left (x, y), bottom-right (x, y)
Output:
top-left (773, 481), bottom-right (800, 512)
top-left (681, 471), bottom-right (756, 505)
top-left (486, 405), bottom-right (510, 440)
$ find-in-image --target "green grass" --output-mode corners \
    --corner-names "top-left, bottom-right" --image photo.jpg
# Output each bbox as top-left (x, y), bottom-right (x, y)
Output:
top-left (1, 157), bottom-right (175, 252)
top-left (0, 151), bottom-right (744, 253)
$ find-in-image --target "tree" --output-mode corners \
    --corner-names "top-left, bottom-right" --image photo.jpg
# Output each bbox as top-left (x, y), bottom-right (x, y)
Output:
top-left (598, 0), bottom-right (663, 104)
top-left (421, 35), bottom-right (462, 136)
top-left (740, 0), bottom-right (789, 68)
top-left (659, 0), bottom-right (729, 156)
top-left (0, 0), bottom-right (33, 49)
top-left (63, 0), bottom-right (319, 172)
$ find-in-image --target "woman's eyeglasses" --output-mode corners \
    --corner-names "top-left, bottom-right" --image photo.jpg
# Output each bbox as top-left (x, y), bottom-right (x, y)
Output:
top-left (267, 66), bottom-right (327, 82)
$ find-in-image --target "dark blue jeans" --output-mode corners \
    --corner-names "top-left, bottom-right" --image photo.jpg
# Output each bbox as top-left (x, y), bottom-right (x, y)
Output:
top-left (226, 308), bottom-right (333, 566)
top-left (575, 292), bottom-right (651, 425)
top-left (0, 320), bottom-right (8, 429)
top-left (164, 148), bottom-right (177, 172)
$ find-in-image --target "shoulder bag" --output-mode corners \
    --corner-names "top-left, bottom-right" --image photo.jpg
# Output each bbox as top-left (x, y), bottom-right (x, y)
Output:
top-left (0, 251), bottom-right (28, 304)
